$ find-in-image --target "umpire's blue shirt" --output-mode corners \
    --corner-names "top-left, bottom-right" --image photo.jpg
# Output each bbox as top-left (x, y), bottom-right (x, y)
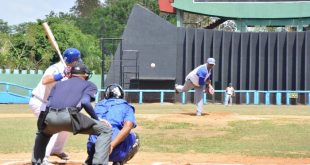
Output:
top-left (47, 77), bottom-right (97, 109)
top-left (87, 98), bottom-right (137, 162)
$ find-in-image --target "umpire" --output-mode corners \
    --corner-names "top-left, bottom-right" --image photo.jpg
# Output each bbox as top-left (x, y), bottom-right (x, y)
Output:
top-left (31, 62), bottom-right (112, 165)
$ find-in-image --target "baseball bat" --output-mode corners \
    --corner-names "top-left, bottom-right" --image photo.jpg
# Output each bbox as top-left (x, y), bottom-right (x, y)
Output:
top-left (42, 22), bottom-right (67, 66)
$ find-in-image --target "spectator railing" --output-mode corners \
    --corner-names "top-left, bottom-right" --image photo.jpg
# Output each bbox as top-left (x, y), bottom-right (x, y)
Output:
top-left (96, 89), bottom-right (310, 105)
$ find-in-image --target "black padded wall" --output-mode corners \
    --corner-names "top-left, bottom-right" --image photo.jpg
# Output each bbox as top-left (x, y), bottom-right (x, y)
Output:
top-left (175, 29), bottom-right (310, 104)
top-left (105, 5), bottom-right (310, 104)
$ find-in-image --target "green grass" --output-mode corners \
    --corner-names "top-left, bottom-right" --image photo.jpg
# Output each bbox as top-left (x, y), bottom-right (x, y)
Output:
top-left (0, 118), bottom-right (37, 153)
top-left (197, 120), bottom-right (310, 158)
top-left (133, 103), bottom-right (310, 116)
top-left (1, 104), bottom-right (310, 158)
top-left (138, 120), bottom-right (310, 158)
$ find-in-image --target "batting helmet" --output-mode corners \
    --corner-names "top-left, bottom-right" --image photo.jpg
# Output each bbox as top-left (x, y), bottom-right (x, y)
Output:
top-left (63, 48), bottom-right (81, 64)
top-left (70, 62), bottom-right (92, 80)
top-left (104, 84), bottom-right (124, 99)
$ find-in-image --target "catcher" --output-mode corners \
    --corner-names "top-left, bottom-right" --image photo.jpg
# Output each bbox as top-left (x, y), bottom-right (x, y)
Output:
top-left (85, 84), bottom-right (139, 165)
top-left (175, 58), bottom-right (215, 116)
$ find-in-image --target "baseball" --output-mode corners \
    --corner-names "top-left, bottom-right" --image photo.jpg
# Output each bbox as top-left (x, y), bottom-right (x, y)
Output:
top-left (151, 63), bottom-right (156, 68)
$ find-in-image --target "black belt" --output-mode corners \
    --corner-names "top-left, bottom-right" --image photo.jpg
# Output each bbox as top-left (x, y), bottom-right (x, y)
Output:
top-left (47, 107), bottom-right (78, 112)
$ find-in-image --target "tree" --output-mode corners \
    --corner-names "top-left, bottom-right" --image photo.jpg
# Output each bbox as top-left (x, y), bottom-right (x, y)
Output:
top-left (73, 0), bottom-right (176, 73)
top-left (6, 22), bottom-right (53, 70)
top-left (0, 19), bottom-right (10, 33)
top-left (76, 0), bottom-right (175, 38)
top-left (0, 32), bottom-right (11, 68)
top-left (1, 12), bottom-right (101, 72)
top-left (44, 13), bottom-right (102, 72)
top-left (1, 1), bottom-right (177, 72)
top-left (71, 0), bottom-right (102, 17)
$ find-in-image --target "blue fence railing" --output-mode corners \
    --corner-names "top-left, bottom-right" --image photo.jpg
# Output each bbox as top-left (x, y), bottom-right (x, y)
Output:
top-left (96, 89), bottom-right (310, 105)
top-left (0, 82), bottom-right (309, 105)
top-left (0, 82), bottom-right (33, 96)
top-left (0, 82), bottom-right (32, 103)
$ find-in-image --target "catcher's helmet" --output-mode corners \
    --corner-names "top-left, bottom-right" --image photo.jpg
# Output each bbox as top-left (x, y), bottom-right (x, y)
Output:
top-left (105, 84), bottom-right (124, 99)
top-left (63, 48), bottom-right (82, 64)
top-left (70, 62), bottom-right (92, 80)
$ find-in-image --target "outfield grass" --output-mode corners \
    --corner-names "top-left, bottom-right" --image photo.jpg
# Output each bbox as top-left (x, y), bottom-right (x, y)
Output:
top-left (0, 103), bottom-right (310, 158)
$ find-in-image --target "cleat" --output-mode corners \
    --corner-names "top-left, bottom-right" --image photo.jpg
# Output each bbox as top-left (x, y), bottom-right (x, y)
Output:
top-left (51, 152), bottom-right (69, 160)
top-left (175, 84), bottom-right (180, 94)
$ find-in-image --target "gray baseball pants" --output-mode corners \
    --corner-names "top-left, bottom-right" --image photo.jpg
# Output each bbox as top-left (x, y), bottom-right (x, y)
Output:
top-left (176, 79), bottom-right (205, 114)
top-left (32, 109), bottom-right (112, 165)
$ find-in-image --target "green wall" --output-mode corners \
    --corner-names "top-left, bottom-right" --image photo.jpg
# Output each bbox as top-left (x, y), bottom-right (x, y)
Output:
top-left (0, 73), bottom-right (102, 89)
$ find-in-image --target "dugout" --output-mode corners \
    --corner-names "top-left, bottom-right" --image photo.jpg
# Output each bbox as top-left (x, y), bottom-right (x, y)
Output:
top-left (127, 78), bottom-right (176, 103)
top-left (103, 4), bottom-right (310, 104)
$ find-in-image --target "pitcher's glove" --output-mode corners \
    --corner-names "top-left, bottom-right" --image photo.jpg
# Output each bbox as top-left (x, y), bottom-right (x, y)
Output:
top-left (205, 84), bottom-right (215, 95)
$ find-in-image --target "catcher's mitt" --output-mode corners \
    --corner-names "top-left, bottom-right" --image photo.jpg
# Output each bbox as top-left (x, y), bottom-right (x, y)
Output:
top-left (205, 84), bottom-right (215, 95)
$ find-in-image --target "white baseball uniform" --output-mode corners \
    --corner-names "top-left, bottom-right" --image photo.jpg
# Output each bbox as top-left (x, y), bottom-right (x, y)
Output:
top-left (224, 86), bottom-right (235, 106)
top-left (29, 62), bottom-right (69, 160)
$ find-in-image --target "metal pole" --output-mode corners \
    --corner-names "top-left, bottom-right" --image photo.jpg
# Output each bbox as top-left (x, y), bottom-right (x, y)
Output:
top-left (276, 92), bottom-right (282, 105)
top-left (100, 37), bottom-right (123, 88)
top-left (101, 39), bottom-right (105, 91)
top-left (120, 40), bottom-right (123, 86)
top-left (246, 92), bottom-right (250, 104)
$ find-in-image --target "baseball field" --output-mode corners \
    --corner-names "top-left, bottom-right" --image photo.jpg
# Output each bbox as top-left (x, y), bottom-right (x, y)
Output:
top-left (1, 103), bottom-right (310, 165)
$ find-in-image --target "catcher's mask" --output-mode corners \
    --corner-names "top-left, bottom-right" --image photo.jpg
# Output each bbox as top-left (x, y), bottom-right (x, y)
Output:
top-left (105, 84), bottom-right (124, 99)
top-left (70, 62), bottom-right (92, 80)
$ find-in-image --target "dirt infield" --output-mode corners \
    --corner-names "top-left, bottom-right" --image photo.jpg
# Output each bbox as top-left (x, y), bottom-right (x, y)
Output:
top-left (2, 152), bottom-right (310, 165)
top-left (1, 104), bottom-right (310, 164)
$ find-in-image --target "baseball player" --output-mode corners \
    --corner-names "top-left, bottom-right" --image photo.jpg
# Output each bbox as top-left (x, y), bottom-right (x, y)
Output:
top-left (175, 58), bottom-right (215, 116)
top-left (32, 62), bottom-right (112, 165)
top-left (224, 83), bottom-right (235, 106)
top-left (85, 84), bottom-right (139, 165)
top-left (29, 48), bottom-right (82, 162)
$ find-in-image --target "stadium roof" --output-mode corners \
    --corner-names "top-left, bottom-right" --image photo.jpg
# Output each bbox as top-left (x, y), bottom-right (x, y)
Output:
top-left (172, 0), bottom-right (310, 19)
